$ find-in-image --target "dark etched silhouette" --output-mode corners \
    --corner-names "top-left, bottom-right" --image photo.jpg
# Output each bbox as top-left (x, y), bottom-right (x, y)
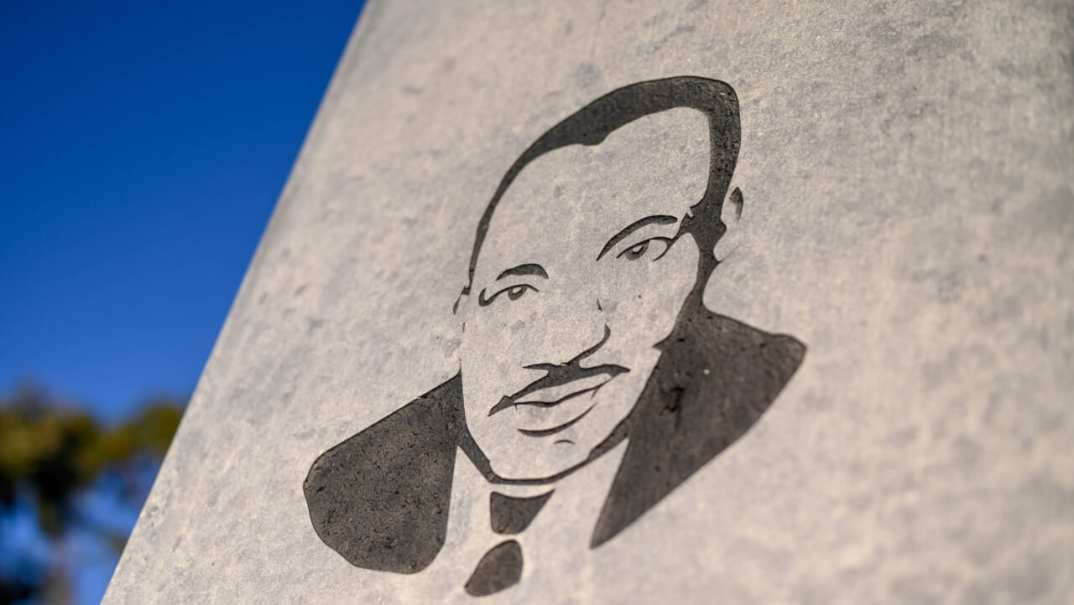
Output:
top-left (489, 491), bottom-right (553, 535)
top-left (304, 76), bottom-right (806, 596)
top-left (464, 540), bottom-right (524, 596)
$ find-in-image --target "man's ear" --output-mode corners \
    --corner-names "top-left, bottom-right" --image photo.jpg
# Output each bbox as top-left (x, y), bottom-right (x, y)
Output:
top-left (705, 186), bottom-right (783, 332)
top-left (713, 187), bottom-right (745, 263)
top-left (452, 289), bottom-right (470, 330)
top-left (452, 290), bottom-right (467, 314)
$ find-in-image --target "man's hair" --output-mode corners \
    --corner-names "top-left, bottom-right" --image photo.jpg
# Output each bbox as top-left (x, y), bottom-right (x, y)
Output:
top-left (458, 76), bottom-right (741, 308)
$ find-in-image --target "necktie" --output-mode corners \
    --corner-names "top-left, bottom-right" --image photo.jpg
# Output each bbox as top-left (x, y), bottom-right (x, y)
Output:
top-left (464, 490), bottom-right (553, 596)
top-left (464, 540), bottom-right (523, 597)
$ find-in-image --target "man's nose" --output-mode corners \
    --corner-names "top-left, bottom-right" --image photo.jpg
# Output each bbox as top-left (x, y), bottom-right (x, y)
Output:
top-left (530, 295), bottom-right (609, 366)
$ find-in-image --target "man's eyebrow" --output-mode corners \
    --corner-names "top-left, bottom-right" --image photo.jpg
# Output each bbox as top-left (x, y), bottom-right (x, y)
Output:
top-left (495, 263), bottom-right (549, 281)
top-left (596, 215), bottom-right (679, 260)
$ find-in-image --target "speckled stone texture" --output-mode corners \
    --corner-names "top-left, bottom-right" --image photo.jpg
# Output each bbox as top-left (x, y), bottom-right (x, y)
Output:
top-left (104, 1), bottom-right (1074, 603)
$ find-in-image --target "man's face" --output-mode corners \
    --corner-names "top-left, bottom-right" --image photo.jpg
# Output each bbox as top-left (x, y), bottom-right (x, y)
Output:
top-left (459, 108), bottom-right (711, 481)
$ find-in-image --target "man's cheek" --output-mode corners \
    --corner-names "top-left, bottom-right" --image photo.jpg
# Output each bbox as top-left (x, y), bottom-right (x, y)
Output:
top-left (462, 319), bottom-right (529, 399)
top-left (621, 245), bottom-right (698, 329)
top-left (465, 317), bottom-right (509, 369)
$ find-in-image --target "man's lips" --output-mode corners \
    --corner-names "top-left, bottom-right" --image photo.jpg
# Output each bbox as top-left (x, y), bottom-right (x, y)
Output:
top-left (515, 372), bottom-right (609, 405)
top-left (487, 364), bottom-right (628, 418)
top-left (516, 401), bottom-right (598, 437)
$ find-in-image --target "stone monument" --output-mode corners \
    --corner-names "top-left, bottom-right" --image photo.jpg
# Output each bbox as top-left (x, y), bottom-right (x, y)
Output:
top-left (105, 1), bottom-right (1074, 602)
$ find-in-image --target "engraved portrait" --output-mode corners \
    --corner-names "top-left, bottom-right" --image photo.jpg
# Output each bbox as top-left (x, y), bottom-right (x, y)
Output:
top-left (304, 76), bottom-right (806, 596)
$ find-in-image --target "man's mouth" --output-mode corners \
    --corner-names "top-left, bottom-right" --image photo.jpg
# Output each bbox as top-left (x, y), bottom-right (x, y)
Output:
top-left (514, 373), bottom-right (611, 406)
top-left (487, 363), bottom-right (628, 435)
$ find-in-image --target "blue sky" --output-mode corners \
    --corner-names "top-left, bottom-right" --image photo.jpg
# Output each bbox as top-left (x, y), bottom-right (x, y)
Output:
top-left (0, 1), bottom-right (365, 423)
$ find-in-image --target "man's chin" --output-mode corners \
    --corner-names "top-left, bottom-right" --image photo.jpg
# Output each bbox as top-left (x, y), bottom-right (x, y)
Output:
top-left (484, 439), bottom-right (599, 484)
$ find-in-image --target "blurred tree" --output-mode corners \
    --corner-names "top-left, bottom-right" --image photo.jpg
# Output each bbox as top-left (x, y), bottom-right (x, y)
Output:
top-left (0, 386), bottom-right (184, 604)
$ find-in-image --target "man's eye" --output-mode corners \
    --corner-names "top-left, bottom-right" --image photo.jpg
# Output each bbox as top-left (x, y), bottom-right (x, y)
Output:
top-left (506, 285), bottom-right (531, 300)
top-left (479, 283), bottom-right (538, 306)
top-left (617, 237), bottom-right (672, 261)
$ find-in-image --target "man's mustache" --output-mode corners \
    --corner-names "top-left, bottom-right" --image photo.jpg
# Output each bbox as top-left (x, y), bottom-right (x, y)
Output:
top-left (488, 327), bottom-right (629, 417)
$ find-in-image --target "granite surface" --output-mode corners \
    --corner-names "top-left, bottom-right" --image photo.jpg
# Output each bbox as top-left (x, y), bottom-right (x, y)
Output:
top-left (105, 1), bottom-right (1074, 603)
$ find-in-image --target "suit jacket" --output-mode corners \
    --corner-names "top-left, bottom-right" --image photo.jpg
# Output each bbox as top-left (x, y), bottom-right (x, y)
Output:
top-left (303, 308), bottom-right (805, 574)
